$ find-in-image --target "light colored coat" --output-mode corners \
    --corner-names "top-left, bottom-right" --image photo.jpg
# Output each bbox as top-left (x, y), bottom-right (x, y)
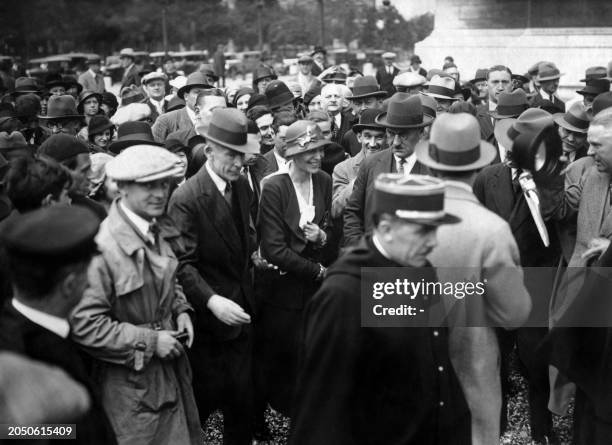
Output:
top-left (78, 70), bottom-right (106, 94)
top-left (70, 201), bottom-right (200, 445)
top-left (152, 107), bottom-right (193, 143)
top-left (429, 180), bottom-right (531, 445)
top-left (331, 151), bottom-right (364, 218)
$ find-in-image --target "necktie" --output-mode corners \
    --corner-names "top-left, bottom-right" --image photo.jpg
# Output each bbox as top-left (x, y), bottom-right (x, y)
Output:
top-left (223, 182), bottom-right (233, 207)
top-left (331, 118), bottom-right (337, 140)
top-left (398, 158), bottom-right (407, 174)
top-left (512, 169), bottom-right (523, 195)
top-left (148, 222), bottom-right (160, 253)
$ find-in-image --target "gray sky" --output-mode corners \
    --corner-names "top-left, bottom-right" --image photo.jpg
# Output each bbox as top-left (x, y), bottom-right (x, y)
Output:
top-left (377, 0), bottom-right (435, 19)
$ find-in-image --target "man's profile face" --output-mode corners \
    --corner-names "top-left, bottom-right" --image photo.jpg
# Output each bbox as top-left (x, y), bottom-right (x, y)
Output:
top-left (120, 178), bottom-right (171, 220)
top-left (357, 128), bottom-right (385, 157)
top-left (69, 153), bottom-right (92, 197)
top-left (487, 70), bottom-right (512, 103)
top-left (274, 125), bottom-right (290, 156)
top-left (589, 124), bottom-right (612, 173)
top-left (207, 144), bottom-right (244, 182)
top-left (379, 218), bottom-right (438, 267)
top-left (185, 87), bottom-right (207, 110)
top-left (144, 80), bottom-right (166, 101)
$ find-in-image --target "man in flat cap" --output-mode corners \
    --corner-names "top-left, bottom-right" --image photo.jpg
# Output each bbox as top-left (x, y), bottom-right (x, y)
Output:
top-left (376, 52), bottom-right (400, 97)
top-left (168, 108), bottom-right (261, 444)
top-left (142, 72), bottom-right (169, 123)
top-left (70, 145), bottom-right (201, 445)
top-left (0, 205), bottom-right (116, 444)
top-left (290, 174), bottom-right (470, 445)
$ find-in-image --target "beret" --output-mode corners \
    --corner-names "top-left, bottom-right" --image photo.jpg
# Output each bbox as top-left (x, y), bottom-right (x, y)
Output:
top-left (38, 134), bottom-right (89, 163)
top-left (1, 205), bottom-right (99, 260)
top-left (106, 144), bottom-right (183, 183)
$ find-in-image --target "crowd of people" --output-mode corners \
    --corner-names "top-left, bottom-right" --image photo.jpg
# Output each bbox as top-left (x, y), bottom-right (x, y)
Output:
top-left (1, 43), bottom-right (612, 445)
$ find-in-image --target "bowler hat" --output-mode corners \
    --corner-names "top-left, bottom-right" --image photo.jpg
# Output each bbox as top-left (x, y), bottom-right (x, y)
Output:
top-left (375, 93), bottom-right (433, 129)
top-left (204, 108), bottom-right (259, 154)
top-left (78, 90), bottom-right (102, 112)
top-left (264, 80), bottom-right (294, 111)
top-left (553, 102), bottom-right (590, 133)
top-left (13, 77), bottom-right (41, 95)
top-left (415, 113), bottom-right (497, 172)
top-left (352, 108), bottom-right (385, 133)
top-left (372, 174), bottom-right (460, 226)
top-left (39, 134), bottom-right (89, 163)
top-left (424, 75), bottom-right (458, 101)
top-left (494, 108), bottom-right (553, 151)
top-left (284, 120), bottom-right (328, 158)
top-left (106, 144), bottom-right (183, 183)
top-left (88, 115), bottom-right (115, 137)
top-left (489, 89), bottom-right (529, 119)
top-left (593, 92), bottom-right (612, 116)
top-left (393, 72), bottom-right (426, 88)
top-left (199, 64), bottom-right (219, 82)
top-left (470, 68), bottom-right (488, 84)
top-left (536, 62), bottom-right (563, 82)
top-left (346, 76), bottom-right (386, 100)
top-left (108, 121), bottom-right (163, 154)
top-left (38, 95), bottom-right (83, 120)
top-left (177, 71), bottom-right (215, 99)
top-left (576, 78), bottom-right (610, 96)
top-left (44, 73), bottom-right (69, 91)
top-left (1, 205), bottom-right (99, 260)
top-left (311, 46), bottom-right (327, 57)
top-left (580, 66), bottom-right (608, 82)
top-left (252, 65), bottom-right (277, 84)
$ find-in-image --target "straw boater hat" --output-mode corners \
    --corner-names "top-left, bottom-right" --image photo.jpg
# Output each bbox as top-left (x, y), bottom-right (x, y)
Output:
top-left (424, 75), bottom-right (458, 101)
top-left (489, 89), bottom-right (529, 120)
top-left (204, 108), bottom-right (259, 154)
top-left (494, 108), bottom-right (554, 151)
top-left (283, 120), bottom-right (328, 158)
top-left (415, 112), bottom-right (497, 172)
top-left (372, 174), bottom-right (460, 226)
top-left (346, 76), bottom-right (386, 100)
top-left (375, 93), bottom-right (433, 129)
top-left (553, 102), bottom-right (590, 134)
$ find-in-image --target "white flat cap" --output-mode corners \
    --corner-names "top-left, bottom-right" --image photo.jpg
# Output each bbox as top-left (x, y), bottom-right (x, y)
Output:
top-left (142, 71), bottom-right (168, 84)
top-left (393, 72), bottom-right (427, 87)
top-left (169, 75), bottom-right (187, 90)
top-left (382, 52), bottom-right (396, 59)
top-left (106, 144), bottom-right (183, 182)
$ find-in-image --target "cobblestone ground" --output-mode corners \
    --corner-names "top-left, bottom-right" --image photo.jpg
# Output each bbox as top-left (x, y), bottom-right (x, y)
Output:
top-left (203, 350), bottom-right (574, 445)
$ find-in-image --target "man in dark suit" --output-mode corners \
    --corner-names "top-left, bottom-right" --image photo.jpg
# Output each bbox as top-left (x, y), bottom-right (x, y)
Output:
top-left (476, 65), bottom-right (513, 146)
top-left (375, 52), bottom-right (400, 97)
top-left (168, 108), bottom-right (261, 444)
top-left (473, 108), bottom-right (562, 445)
top-left (290, 174), bottom-right (470, 445)
top-left (530, 62), bottom-right (565, 113)
top-left (0, 205), bottom-right (116, 444)
top-left (119, 48), bottom-right (140, 90)
top-left (343, 93), bottom-right (433, 246)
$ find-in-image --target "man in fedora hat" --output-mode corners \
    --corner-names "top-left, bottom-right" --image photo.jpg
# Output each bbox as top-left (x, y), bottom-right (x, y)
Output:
top-left (343, 93), bottom-right (433, 246)
top-left (576, 78), bottom-right (610, 112)
top-left (531, 62), bottom-right (565, 112)
top-left (119, 48), bottom-right (141, 90)
top-left (152, 71), bottom-right (214, 142)
top-left (474, 108), bottom-right (563, 445)
top-left (332, 108), bottom-right (385, 218)
top-left (78, 56), bottom-right (106, 95)
top-left (376, 52), bottom-right (400, 97)
top-left (470, 68), bottom-right (489, 104)
top-left (476, 65), bottom-right (513, 146)
top-left (0, 205), bottom-right (117, 444)
top-left (424, 74), bottom-right (459, 114)
top-left (408, 54), bottom-right (427, 77)
top-left (340, 76), bottom-right (386, 156)
top-left (142, 72), bottom-right (169, 122)
top-left (291, 173), bottom-right (471, 445)
top-left (70, 145), bottom-right (200, 444)
top-left (554, 102), bottom-right (591, 163)
top-left (38, 95), bottom-right (84, 136)
top-left (489, 89), bottom-right (530, 162)
top-left (416, 112), bottom-right (531, 445)
top-left (168, 108), bottom-right (260, 444)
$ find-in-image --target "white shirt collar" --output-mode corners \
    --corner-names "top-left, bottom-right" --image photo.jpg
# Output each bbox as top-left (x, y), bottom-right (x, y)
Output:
top-left (185, 105), bottom-right (197, 126)
top-left (149, 97), bottom-right (165, 114)
top-left (488, 100), bottom-right (497, 112)
top-left (273, 150), bottom-right (288, 172)
top-left (394, 152), bottom-right (417, 175)
top-left (205, 161), bottom-right (228, 194)
top-left (539, 89), bottom-right (552, 101)
top-left (334, 113), bottom-right (342, 128)
top-left (372, 233), bottom-right (393, 261)
top-left (119, 200), bottom-right (154, 241)
top-left (12, 298), bottom-right (70, 339)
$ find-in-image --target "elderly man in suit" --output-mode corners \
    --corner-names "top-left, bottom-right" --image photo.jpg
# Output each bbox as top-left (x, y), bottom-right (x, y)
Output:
top-left (168, 108), bottom-right (261, 444)
top-left (78, 56), bottom-right (106, 94)
top-left (474, 108), bottom-right (563, 445)
top-left (0, 205), bottom-right (116, 444)
top-left (343, 94), bottom-right (432, 246)
top-left (476, 65), bottom-right (513, 145)
top-left (152, 71), bottom-right (214, 142)
top-left (375, 52), bottom-right (400, 97)
top-left (418, 113), bottom-right (531, 445)
top-left (332, 108), bottom-right (385, 218)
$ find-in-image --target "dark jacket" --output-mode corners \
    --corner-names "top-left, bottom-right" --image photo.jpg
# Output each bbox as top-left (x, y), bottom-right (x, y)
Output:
top-left (168, 164), bottom-right (256, 341)
top-left (0, 304), bottom-right (116, 445)
top-left (289, 236), bottom-right (470, 445)
top-left (258, 170), bottom-right (333, 309)
top-left (375, 66), bottom-right (400, 97)
top-left (343, 148), bottom-right (430, 246)
top-left (144, 98), bottom-right (169, 124)
top-left (120, 64), bottom-right (141, 90)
